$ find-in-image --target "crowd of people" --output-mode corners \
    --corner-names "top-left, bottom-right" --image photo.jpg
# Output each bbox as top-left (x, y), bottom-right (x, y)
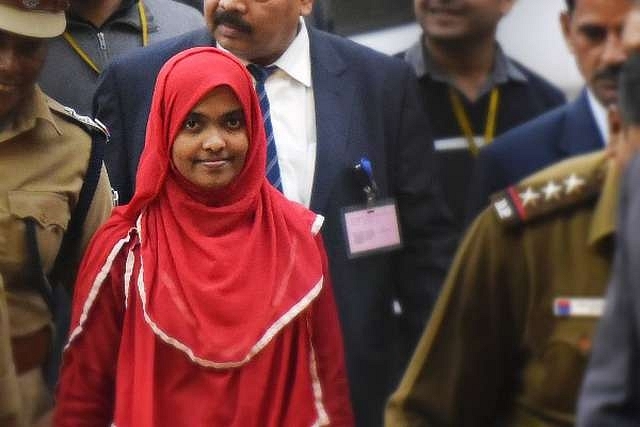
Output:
top-left (2, 0), bottom-right (640, 426)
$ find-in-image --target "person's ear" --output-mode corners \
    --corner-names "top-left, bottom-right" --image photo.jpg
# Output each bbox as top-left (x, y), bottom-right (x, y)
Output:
top-left (560, 11), bottom-right (575, 55)
top-left (500, 0), bottom-right (516, 17)
top-left (300, 0), bottom-right (313, 17)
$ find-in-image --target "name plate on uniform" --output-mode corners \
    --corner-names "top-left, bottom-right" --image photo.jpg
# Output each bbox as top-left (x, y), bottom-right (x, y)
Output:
top-left (553, 297), bottom-right (605, 317)
top-left (341, 199), bottom-right (403, 258)
top-left (434, 136), bottom-right (487, 151)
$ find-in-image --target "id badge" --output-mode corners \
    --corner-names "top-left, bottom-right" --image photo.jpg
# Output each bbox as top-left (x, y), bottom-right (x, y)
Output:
top-left (553, 297), bottom-right (605, 317)
top-left (341, 199), bottom-right (403, 258)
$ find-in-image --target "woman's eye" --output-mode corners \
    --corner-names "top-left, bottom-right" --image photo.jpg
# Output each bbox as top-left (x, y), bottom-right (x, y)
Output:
top-left (227, 118), bottom-right (241, 129)
top-left (223, 111), bottom-right (245, 130)
top-left (184, 118), bottom-right (199, 130)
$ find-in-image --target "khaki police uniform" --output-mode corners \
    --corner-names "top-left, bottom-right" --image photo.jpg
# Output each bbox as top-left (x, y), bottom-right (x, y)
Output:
top-left (386, 150), bottom-right (617, 426)
top-left (0, 274), bottom-right (18, 426)
top-left (0, 86), bottom-right (112, 426)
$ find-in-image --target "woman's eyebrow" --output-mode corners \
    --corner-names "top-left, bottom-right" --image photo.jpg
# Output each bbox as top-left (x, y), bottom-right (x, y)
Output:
top-left (221, 109), bottom-right (244, 120)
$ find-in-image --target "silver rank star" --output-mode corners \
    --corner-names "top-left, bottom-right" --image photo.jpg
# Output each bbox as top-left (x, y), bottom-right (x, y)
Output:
top-left (519, 187), bottom-right (540, 206)
top-left (564, 173), bottom-right (585, 194)
top-left (542, 180), bottom-right (562, 200)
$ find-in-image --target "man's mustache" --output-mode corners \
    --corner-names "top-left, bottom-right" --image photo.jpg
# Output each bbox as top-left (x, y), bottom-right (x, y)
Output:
top-left (594, 64), bottom-right (623, 83)
top-left (214, 11), bottom-right (253, 34)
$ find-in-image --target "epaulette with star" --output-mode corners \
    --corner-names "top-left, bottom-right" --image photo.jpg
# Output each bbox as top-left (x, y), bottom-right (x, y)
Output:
top-left (491, 168), bottom-right (605, 227)
top-left (46, 98), bottom-right (110, 142)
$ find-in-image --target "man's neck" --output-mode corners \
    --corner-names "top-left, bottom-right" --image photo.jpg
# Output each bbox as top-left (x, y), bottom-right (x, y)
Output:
top-left (425, 33), bottom-right (497, 102)
top-left (70, 0), bottom-right (123, 28)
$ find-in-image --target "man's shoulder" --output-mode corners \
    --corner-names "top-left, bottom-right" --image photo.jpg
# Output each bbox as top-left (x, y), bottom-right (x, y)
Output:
top-left (488, 150), bottom-right (608, 228)
top-left (146, 0), bottom-right (202, 19)
top-left (106, 27), bottom-right (212, 73)
top-left (481, 102), bottom-right (570, 158)
top-left (47, 96), bottom-right (109, 141)
top-left (309, 28), bottom-right (410, 73)
top-left (507, 57), bottom-right (565, 102)
top-left (145, 0), bottom-right (204, 37)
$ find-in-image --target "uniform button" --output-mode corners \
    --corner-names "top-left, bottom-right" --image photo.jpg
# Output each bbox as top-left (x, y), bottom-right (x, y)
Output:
top-left (578, 334), bottom-right (592, 355)
top-left (40, 213), bottom-right (48, 223)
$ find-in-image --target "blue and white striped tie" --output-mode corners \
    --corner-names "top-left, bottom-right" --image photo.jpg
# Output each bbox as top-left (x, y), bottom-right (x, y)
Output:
top-left (247, 64), bottom-right (283, 192)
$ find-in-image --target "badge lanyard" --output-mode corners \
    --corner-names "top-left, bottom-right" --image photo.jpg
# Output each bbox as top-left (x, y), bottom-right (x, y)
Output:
top-left (353, 157), bottom-right (379, 206)
top-left (449, 87), bottom-right (500, 156)
top-left (63, 1), bottom-right (149, 74)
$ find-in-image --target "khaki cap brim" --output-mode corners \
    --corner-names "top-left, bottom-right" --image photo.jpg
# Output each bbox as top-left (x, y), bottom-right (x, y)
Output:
top-left (0, 4), bottom-right (65, 38)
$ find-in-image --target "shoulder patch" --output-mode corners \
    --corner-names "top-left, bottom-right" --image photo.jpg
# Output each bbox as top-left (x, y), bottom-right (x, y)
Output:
top-left (46, 98), bottom-right (110, 142)
top-left (491, 169), bottom-right (605, 227)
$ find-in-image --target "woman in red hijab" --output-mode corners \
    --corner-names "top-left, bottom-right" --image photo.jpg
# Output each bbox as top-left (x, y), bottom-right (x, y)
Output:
top-left (53, 47), bottom-right (354, 427)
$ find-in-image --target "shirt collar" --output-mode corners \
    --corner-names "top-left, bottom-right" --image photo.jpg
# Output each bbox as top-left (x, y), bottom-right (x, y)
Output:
top-left (405, 39), bottom-right (527, 95)
top-left (220, 18), bottom-right (312, 87)
top-left (0, 86), bottom-right (61, 144)
top-left (68, 0), bottom-right (158, 33)
top-left (271, 18), bottom-right (312, 87)
top-left (586, 88), bottom-right (609, 145)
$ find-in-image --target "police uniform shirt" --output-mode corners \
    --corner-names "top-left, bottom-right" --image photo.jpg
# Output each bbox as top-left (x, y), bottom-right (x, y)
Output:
top-left (0, 86), bottom-right (112, 338)
top-left (403, 41), bottom-right (566, 227)
top-left (386, 150), bottom-right (617, 426)
top-left (0, 274), bottom-right (18, 421)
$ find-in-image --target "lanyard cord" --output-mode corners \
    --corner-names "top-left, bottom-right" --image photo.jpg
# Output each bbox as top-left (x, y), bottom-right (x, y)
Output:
top-left (63, 1), bottom-right (149, 74)
top-left (449, 87), bottom-right (500, 156)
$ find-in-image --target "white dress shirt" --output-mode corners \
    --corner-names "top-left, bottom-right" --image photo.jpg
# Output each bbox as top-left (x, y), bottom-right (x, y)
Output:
top-left (219, 19), bottom-right (316, 206)
top-left (267, 19), bottom-right (317, 207)
top-left (586, 89), bottom-right (609, 145)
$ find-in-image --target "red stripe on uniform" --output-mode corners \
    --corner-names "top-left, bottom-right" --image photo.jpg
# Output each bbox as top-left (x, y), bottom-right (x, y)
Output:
top-left (507, 186), bottom-right (527, 221)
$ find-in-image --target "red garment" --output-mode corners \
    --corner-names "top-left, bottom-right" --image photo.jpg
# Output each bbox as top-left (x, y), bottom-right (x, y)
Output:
top-left (54, 47), bottom-right (354, 426)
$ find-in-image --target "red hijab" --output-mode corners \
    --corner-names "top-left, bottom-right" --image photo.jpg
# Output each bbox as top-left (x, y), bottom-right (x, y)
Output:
top-left (68, 47), bottom-right (324, 365)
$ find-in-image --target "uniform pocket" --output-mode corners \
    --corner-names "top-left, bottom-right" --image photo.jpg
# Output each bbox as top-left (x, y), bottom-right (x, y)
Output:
top-left (523, 317), bottom-right (596, 414)
top-left (8, 191), bottom-right (71, 272)
top-left (8, 191), bottom-right (70, 231)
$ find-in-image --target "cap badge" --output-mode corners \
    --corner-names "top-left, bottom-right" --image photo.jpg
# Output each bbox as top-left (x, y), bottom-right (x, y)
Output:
top-left (22, 0), bottom-right (39, 8)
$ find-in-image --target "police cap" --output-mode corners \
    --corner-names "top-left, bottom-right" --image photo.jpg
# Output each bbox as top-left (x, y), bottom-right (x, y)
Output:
top-left (0, 0), bottom-right (68, 38)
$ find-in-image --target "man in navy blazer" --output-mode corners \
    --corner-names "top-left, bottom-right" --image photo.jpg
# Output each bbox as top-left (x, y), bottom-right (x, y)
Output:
top-left (93, 1), bottom-right (456, 425)
top-left (465, 0), bottom-right (631, 222)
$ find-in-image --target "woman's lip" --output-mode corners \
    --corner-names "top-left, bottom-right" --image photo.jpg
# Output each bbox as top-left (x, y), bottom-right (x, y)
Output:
top-left (197, 159), bottom-right (228, 168)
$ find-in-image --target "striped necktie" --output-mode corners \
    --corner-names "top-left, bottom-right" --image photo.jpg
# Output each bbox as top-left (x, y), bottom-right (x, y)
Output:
top-left (247, 64), bottom-right (283, 192)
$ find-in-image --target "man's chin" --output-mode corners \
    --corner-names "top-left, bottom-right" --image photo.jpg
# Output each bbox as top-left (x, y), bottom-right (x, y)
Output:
top-left (593, 86), bottom-right (619, 107)
top-left (590, 76), bottom-right (620, 105)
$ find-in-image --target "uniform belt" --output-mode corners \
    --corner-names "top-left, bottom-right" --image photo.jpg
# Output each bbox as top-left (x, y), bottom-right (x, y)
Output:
top-left (11, 326), bottom-right (51, 375)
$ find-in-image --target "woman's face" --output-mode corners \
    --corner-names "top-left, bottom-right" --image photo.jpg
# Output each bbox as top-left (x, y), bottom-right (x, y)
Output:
top-left (172, 86), bottom-right (249, 190)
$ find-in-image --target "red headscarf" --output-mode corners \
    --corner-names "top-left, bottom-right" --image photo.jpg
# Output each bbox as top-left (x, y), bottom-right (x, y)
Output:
top-left (68, 47), bottom-right (324, 365)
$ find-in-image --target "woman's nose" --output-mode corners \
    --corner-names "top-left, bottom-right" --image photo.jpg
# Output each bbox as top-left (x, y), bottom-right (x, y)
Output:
top-left (202, 131), bottom-right (225, 151)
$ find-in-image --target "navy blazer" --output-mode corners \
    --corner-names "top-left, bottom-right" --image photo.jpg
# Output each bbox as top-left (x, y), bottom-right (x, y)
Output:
top-left (576, 154), bottom-right (640, 426)
top-left (93, 27), bottom-right (456, 427)
top-left (465, 90), bottom-right (605, 222)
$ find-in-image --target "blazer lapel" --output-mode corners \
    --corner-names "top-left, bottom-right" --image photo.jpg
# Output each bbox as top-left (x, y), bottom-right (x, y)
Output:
top-left (308, 29), bottom-right (357, 212)
top-left (558, 89), bottom-right (605, 155)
